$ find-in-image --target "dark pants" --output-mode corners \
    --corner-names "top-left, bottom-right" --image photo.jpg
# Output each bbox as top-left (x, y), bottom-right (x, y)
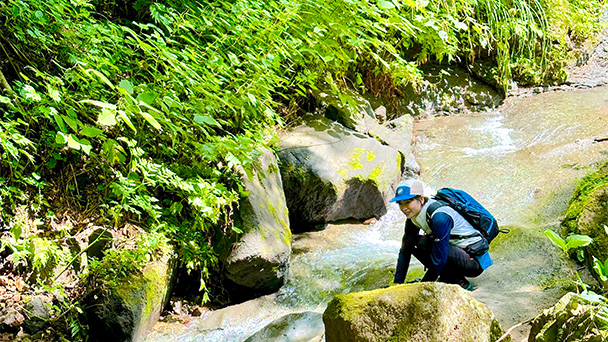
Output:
top-left (413, 236), bottom-right (483, 283)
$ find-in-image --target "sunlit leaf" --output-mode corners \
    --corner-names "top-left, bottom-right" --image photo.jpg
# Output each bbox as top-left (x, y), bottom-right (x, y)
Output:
top-left (593, 258), bottom-right (607, 281)
top-left (565, 234), bottom-right (593, 250)
top-left (87, 69), bottom-right (115, 89)
top-left (54, 115), bottom-right (67, 133)
top-left (137, 92), bottom-right (157, 105)
top-left (80, 99), bottom-right (117, 110)
top-left (66, 134), bottom-right (81, 150)
top-left (140, 112), bottom-right (162, 130)
top-left (117, 110), bottom-right (137, 132)
top-left (98, 108), bottom-right (117, 126)
top-left (194, 115), bottom-right (221, 127)
top-left (378, 0), bottom-right (395, 9)
top-left (544, 229), bottom-right (566, 252)
top-left (81, 126), bottom-right (103, 138)
top-left (55, 132), bottom-right (67, 145)
top-left (80, 138), bottom-right (92, 155)
top-left (61, 115), bottom-right (80, 132)
top-left (119, 80), bottom-right (134, 95)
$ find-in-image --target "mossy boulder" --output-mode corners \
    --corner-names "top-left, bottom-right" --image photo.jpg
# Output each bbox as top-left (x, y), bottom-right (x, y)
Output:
top-left (562, 162), bottom-right (608, 284)
top-left (219, 147), bottom-right (292, 293)
top-left (277, 115), bottom-right (403, 231)
top-left (323, 282), bottom-right (507, 342)
top-left (528, 292), bottom-right (608, 342)
top-left (84, 244), bottom-right (175, 342)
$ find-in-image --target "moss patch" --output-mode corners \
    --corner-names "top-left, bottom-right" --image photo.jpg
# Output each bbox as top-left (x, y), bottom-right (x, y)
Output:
top-left (562, 162), bottom-right (608, 234)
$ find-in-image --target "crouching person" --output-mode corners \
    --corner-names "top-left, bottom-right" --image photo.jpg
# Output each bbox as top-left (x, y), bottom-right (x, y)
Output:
top-left (391, 179), bottom-right (494, 290)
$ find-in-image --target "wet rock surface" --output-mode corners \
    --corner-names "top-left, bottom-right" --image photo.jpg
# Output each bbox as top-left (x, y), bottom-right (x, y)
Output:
top-left (243, 311), bottom-right (324, 342)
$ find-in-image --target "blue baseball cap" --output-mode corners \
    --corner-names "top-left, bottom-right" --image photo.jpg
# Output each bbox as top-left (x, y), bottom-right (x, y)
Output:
top-left (389, 179), bottom-right (425, 202)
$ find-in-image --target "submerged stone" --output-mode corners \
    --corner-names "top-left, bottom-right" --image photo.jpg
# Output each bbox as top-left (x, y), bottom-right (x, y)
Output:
top-left (323, 282), bottom-right (507, 342)
top-left (244, 311), bottom-right (324, 342)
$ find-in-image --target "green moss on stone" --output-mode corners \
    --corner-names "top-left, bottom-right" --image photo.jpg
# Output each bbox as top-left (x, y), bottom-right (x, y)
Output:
top-left (562, 162), bottom-right (608, 234)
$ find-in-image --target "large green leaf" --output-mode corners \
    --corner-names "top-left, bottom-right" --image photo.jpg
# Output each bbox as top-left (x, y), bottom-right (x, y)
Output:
top-left (565, 234), bottom-right (593, 251)
top-left (98, 108), bottom-right (117, 126)
top-left (81, 126), bottom-right (104, 138)
top-left (378, 0), bottom-right (395, 9)
top-left (543, 229), bottom-right (566, 252)
top-left (87, 69), bottom-right (115, 89)
top-left (118, 80), bottom-right (134, 95)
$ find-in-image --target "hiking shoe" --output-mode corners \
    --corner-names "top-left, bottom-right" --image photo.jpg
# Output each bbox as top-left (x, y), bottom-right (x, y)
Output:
top-left (458, 278), bottom-right (473, 291)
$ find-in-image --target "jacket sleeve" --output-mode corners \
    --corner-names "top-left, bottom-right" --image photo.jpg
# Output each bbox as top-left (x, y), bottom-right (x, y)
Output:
top-left (421, 211), bottom-right (453, 281)
top-left (394, 220), bottom-right (420, 284)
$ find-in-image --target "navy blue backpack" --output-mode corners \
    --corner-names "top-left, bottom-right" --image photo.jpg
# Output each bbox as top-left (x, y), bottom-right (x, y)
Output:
top-left (427, 188), bottom-right (505, 243)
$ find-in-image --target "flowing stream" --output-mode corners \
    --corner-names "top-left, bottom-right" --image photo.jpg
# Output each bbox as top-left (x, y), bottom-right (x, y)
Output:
top-left (145, 85), bottom-right (608, 342)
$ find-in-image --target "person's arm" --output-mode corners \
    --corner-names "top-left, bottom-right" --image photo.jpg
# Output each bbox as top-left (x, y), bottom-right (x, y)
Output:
top-left (394, 220), bottom-right (420, 284)
top-left (421, 211), bottom-right (453, 281)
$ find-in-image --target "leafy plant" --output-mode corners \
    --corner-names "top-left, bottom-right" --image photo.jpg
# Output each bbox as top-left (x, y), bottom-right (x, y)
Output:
top-left (544, 229), bottom-right (594, 254)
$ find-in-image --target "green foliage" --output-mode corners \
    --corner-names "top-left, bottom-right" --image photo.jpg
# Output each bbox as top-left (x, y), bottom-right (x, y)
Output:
top-left (87, 232), bottom-right (168, 289)
top-left (0, 208), bottom-right (68, 284)
top-left (544, 229), bottom-right (594, 252)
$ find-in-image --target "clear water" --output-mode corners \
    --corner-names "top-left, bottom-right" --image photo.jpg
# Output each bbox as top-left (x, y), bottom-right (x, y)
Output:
top-left (145, 86), bottom-right (608, 342)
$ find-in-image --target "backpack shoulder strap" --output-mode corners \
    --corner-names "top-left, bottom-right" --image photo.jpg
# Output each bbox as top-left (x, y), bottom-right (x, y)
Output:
top-left (426, 201), bottom-right (443, 224)
top-left (426, 200), bottom-right (481, 240)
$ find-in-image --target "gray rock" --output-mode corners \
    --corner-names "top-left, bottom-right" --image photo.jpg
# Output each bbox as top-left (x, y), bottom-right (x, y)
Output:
top-left (87, 228), bottom-right (113, 259)
top-left (221, 148), bottom-right (292, 293)
top-left (244, 311), bottom-right (324, 342)
top-left (311, 88), bottom-right (418, 177)
top-left (278, 115), bottom-right (402, 231)
top-left (323, 282), bottom-right (506, 342)
top-left (23, 295), bottom-right (52, 333)
top-left (399, 64), bottom-right (503, 116)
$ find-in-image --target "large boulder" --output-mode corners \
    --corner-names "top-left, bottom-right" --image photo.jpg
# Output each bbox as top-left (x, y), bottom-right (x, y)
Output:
top-left (84, 240), bottom-right (175, 342)
top-left (220, 148), bottom-right (292, 293)
top-left (277, 115), bottom-right (403, 231)
top-left (311, 88), bottom-right (419, 177)
top-left (528, 292), bottom-right (608, 342)
top-left (323, 282), bottom-right (506, 342)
